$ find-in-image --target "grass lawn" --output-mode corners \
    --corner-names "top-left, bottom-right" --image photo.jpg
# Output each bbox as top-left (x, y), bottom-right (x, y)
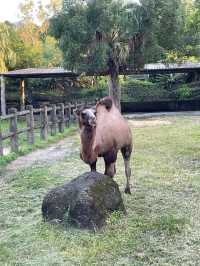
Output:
top-left (0, 115), bottom-right (200, 265)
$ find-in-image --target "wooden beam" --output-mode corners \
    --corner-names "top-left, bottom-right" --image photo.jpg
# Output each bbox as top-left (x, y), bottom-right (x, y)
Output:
top-left (20, 79), bottom-right (25, 111)
top-left (1, 75), bottom-right (6, 116)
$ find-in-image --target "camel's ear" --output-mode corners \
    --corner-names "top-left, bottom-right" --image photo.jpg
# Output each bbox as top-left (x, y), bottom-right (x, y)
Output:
top-left (98, 97), bottom-right (113, 111)
top-left (74, 109), bottom-right (81, 116)
top-left (91, 105), bottom-right (97, 114)
top-left (95, 98), bottom-right (100, 104)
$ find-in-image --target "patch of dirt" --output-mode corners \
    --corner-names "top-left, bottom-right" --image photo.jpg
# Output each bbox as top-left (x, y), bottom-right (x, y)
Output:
top-left (5, 135), bottom-right (79, 175)
top-left (128, 119), bottom-right (172, 128)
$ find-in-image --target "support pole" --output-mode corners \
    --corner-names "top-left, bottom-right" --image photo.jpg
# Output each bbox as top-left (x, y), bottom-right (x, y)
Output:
top-left (20, 79), bottom-right (25, 111)
top-left (40, 106), bottom-right (48, 140)
top-left (26, 105), bottom-right (35, 145)
top-left (9, 108), bottom-right (18, 153)
top-left (1, 75), bottom-right (6, 116)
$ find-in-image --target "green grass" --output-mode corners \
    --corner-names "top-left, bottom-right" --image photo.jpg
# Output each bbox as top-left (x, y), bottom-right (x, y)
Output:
top-left (0, 115), bottom-right (200, 265)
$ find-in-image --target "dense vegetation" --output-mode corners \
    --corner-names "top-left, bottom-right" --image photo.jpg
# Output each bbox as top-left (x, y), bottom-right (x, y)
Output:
top-left (0, 0), bottom-right (63, 72)
top-left (1, 0), bottom-right (200, 106)
top-left (2, 0), bottom-right (200, 73)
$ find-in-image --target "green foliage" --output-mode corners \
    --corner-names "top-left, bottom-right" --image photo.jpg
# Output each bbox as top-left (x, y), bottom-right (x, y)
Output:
top-left (154, 0), bottom-right (185, 50)
top-left (176, 84), bottom-right (192, 100)
top-left (0, 1), bottom-right (63, 72)
top-left (41, 36), bottom-right (63, 67)
top-left (1, 0), bottom-right (200, 74)
top-left (0, 23), bottom-right (17, 72)
top-left (50, 0), bottom-right (149, 72)
top-left (120, 76), bottom-right (199, 102)
top-left (121, 78), bottom-right (170, 102)
top-left (1, 0), bottom-right (200, 109)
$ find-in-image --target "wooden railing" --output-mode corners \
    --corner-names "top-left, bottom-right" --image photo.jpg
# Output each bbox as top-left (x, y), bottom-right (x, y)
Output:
top-left (0, 102), bottom-right (87, 156)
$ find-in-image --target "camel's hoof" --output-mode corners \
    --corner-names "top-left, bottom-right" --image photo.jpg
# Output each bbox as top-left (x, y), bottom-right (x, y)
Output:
top-left (124, 187), bottom-right (131, 195)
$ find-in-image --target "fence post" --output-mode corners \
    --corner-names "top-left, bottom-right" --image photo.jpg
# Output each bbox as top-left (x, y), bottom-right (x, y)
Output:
top-left (40, 105), bottom-right (48, 140)
top-left (51, 104), bottom-right (57, 136)
top-left (68, 103), bottom-right (72, 126)
top-left (26, 105), bottom-right (35, 145)
top-left (74, 102), bottom-right (78, 122)
top-left (0, 121), bottom-right (3, 156)
top-left (58, 103), bottom-right (65, 133)
top-left (9, 108), bottom-right (18, 153)
top-left (65, 103), bottom-right (70, 128)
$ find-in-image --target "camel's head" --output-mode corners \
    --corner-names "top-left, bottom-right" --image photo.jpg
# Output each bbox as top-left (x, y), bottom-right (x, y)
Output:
top-left (75, 107), bottom-right (96, 128)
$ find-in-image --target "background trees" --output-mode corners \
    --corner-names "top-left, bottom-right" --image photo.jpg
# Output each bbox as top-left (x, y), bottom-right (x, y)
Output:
top-left (0, 0), bottom-right (199, 73)
top-left (50, 0), bottom-right (151, 108)
top-left (0, 0), bottom-right (200, 105)
top-left (49, 0), bottom-right (200, 108)
top-left (0, 0), bottom-right (63, 72)
top-left (0, 23), bottom-right (17, 72)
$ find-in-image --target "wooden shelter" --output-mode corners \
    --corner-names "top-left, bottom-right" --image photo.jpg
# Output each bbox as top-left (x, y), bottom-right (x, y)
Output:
top-left (1, 63), bottom-right (200, 115)
top-left (0, 68), bottom-right (79, 116)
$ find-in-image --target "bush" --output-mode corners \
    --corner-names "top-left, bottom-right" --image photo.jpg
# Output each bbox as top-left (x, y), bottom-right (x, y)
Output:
top-left (176, 85), bottom-right (192, 100)
top-left (121, 79), bottom-right (170, 102)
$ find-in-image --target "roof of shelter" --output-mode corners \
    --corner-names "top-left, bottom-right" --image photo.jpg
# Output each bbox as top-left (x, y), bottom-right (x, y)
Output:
top-left (143, 62), bottom-right (200, 73)
top-left (1, 62), bottom-right (200, 78)
top-left (145, 62), bottom-right (200, 70)
top-left (2, 68), bottom-right (78, 78)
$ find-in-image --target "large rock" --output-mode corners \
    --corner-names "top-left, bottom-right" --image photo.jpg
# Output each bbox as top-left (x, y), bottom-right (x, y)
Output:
top-left (42, 172), bottom-right (125, 231)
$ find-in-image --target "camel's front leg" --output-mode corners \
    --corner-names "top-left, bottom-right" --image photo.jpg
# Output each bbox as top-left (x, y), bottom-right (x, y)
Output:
top-left (90, 161), bottom-right (97, 172)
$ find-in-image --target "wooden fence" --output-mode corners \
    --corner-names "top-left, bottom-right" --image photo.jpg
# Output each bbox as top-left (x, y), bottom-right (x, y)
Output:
top-left (0, 102), bottom-right (87, 156)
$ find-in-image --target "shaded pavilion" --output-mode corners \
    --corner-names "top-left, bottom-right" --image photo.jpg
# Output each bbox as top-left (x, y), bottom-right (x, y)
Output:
top-left (1, 62), bottom-right (200, 115)
top-left (0, 68), bottom-right (79, 116)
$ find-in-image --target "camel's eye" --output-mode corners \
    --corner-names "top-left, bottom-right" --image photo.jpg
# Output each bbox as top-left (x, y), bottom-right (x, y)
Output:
top-left (81, 112), bottom-right (86, 118)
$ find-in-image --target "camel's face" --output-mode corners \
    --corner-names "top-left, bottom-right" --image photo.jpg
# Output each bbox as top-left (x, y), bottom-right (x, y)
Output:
top-left (76, 108), bottom-right (96, 128)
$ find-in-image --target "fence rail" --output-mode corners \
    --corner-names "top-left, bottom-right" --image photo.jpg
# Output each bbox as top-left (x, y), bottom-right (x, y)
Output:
top-left (0, 102), bottom-right (88, 156)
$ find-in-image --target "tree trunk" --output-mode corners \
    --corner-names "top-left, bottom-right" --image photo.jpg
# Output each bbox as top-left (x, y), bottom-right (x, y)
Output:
top-left (107, 72), bottom-right (121, 111)
top-left (20, 79), bottom-right (25, 111)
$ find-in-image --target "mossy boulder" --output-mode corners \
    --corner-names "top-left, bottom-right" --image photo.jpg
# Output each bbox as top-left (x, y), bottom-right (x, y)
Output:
top-left (42, 172), bottom-right (125, 231)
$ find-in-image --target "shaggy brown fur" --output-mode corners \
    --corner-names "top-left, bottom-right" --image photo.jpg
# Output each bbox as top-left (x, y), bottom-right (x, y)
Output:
top-left (76, 97), bottom-right (133, 194)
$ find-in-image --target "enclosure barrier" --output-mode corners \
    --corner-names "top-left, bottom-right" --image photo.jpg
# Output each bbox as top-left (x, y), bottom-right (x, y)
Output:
top-left (0, 102), bottom-right (89, 156)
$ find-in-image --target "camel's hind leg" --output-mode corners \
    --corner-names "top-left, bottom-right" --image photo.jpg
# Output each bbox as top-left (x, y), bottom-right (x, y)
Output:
top-left (121, 145), bottom-right (132, 194)
top-left (104, 162), bottom-right (116, 177)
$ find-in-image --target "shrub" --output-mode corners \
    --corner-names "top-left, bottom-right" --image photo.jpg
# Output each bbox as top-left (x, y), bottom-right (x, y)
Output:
top-left (176, 85), bottom-right (192, 100)
top-left (121, 79), bottom-right (170, 102)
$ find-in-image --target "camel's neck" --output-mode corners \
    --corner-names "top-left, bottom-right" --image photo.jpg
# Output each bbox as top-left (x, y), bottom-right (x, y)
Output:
top-left (81, 126), bottom-right (96, 151)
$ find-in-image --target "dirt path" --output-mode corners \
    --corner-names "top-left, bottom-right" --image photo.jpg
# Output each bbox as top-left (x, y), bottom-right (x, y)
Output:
top-left (125, 111), bottom-right (200, 119)
top-left (4, 134), bottom-right (79, 175)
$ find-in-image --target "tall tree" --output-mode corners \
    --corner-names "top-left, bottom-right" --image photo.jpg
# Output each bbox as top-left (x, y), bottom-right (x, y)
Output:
top-left (176, 0), bottom-right (200, 62)
top-left (50, 0), bottom-right (150, 109)
top-left (0, 23), bottom-right (17, 72)
top-left (154, 0), bottom-right (184, 51)
top-left (16, 0), bottom-right (63, 68)
top-left (142, 0), bottom-right (186, 63)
